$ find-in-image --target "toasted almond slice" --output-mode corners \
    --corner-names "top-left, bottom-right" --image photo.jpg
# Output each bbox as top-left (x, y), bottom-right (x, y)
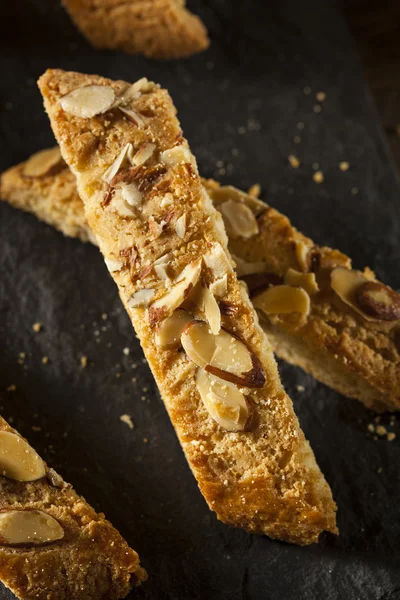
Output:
top-left (181, 320), bottom-right (216, 368)
top-left (330, 267), bottom-right (384, 322)
top-left (111, 192), bottom-right (136, 217)
top-left (155, 309), bottom-right (192, 348)
top-left (131, 143), bottom-right (156, 167)
top-left (196, 369), bottom-right (251, 432)
top-left (104, 257), bottom-right (124, 273)
top-left (175, 214), bottom-right (186, 238)
top-left (284, 268), bottom-right (319, 295)
top-left (203, 243), bottom-right (233, 279)
top-left (0, 432), bottom-right (45, 482)
top-left (253, 285), bottom-right (310, 319)
top-left (295, 240), bottom-right (311, 272)
top-left (59, 85), bottom-right (115, 118)
top-left (182, 322), bottom-right (265, 388)
top-left (102, 143), bottom-right (132, 183)
top-left (128, 288), bottom-right (155, 309)
top-left (199, 287), bottom-right (221, 335)
top-left (232, 255), bottom-right (267, 277)
top-left (0, 510), bottom-right (64, 546)
top-left (209, 274), bottom-right (228, 299)
top-left (219, 199), bottom-right (259, 239)
top-left (161, 145), bottom-right (192, 167)
top-left (120, 182), bottom-right (143, 207)
top-left (115, 78), bottom-right (151, 106)
top-left (23, 147), bottom-right (62, 177)
top-left (148, 259), bottom-right (202, 325)
top-left (119, 106), bottom-right (145, 127)
top-left (154, 263), bottom-right (170, 280)
top-left (356, 281), bottom-right (400, 321)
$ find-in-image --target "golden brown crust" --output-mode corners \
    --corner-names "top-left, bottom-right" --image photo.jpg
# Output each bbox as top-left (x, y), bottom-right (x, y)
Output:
top-left (3, 152), bottom-right (399, 412)
top-left (0, 416), bottom-right (146, 600)
top-left (38, 68), bottom-right (337, 545)
top-left (62, 0), bottom-right (209, 59)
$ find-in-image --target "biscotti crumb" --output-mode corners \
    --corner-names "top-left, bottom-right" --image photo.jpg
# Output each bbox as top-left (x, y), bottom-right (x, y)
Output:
top-left (296, 385), bottom-right (305, 392)
top-left (32, 322), bottom-right (42, 332)
top-left (316, 91), bottom-right (326, 102)
top-left (101, 313), bottom-right (108, 320)
top-left (123, 347), bottom-right (130, 356)
top-left (313, 171), bottom-right (324, 184)
top-left (376, 425), bottom-right (387, 436)
top-left (120, 414), bottom-right (134, 429)
top-left (339, 161), bottom-right (350, 172)
top-left (303, 86), bottom-right (311, 95)
top-left (351, 187), bottom-right (359, 195)
top-left (32, 425), bottom-right (42, 432)
top-left (6, 384), bottom-right (16, 392)
top-left (248, 183), bottom-right (261, 198)
top-left (367, 423), bottom-right (375, 433)
top-left (387, 432), bottom-right (396, 442)
top-left (80, 355), bottom-right (88, 368)
top-left (288, 154), bottom-right (300, 168)
top-left (313, 104), bottom-right (322, 113)
top-left (41, 356), bottom-right (49, 365)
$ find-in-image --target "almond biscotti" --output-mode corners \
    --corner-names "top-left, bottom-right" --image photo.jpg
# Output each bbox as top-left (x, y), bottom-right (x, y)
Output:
top-left (0, 415), bottom-right (146, 600)
top-left (62, 0), bottom-right (209, 59)
top-left (2, 150), bottom-right (399, 412)
top-left (39, 69), bottom-right (337, 545)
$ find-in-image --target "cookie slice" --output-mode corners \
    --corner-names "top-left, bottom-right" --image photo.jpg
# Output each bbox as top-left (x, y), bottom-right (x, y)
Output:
top-left (62, 0), bottom-right (209, 59)
top-left (2, 150), bottom-right (399, 412)
top-left (38, 69), bottom-right (337, 545)
top-left (0, 415), bottom-right (146, 600)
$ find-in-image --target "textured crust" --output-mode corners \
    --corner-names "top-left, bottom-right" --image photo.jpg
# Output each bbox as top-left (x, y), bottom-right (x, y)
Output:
top-left (39, 69), bottom-right (337, 546)
top-left (2, 153), bottom-right (399, 412)
top-left (62, 0), bottom-right (209, 59)
top-left (0, 416), bottom-right (146, 600)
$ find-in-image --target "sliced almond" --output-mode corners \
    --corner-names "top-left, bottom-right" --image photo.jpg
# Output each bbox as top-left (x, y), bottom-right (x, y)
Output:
top-left (131, 143), bottom-right (156, 167)
top-left (356, 281), bottom-right (400, 321)
top-left (104, 257), bottom-right (124, 273)
top-left (198, 287), bottom-right (221, 335)
top-left (154, 263), bottom-right (170, 280)
top-left (196, 369), bottom-right (252, 432)
top-left (116, 77), bottom-right (151, 106)
top-left (155, 309), bottom-right (192, 349)
top-left (209, 274), bottom-right (228, 299)
top-left (331, 267), bottom-right (398, 322)
top-left (120, 182), bottom-right (143, 207)
top-left (232, 255), bottom-right (267, 277)
top-left (0, 432), bottom-right (45, 482)
top-left (102, 143), bottom-right (132, 183)
top-left (295, 240), bottom-right (311, 272)
top-left (119, 106), bottom-right (145, 127)
top-left (203, 243), bottom-right (233, 279)
top-left (59, 85), bottom-right (115, 118)
top-left (219, 199), bottom-right (259, 239)
top-left (148, 259), bottom-right (202, 325)
top-left (182, 322), bottom-right (265, 388)
top-left (253, 285), bottom-right (310, 321)
top-left (111, 192), bottom-right (136, 217)
top-left (0, 510), bottom-right (64, 546)
top-left (128, 288), bottom-right (155, 309)
top-left (284, 268), bottom-right (319, 295)
top-left (23, 147), bottom-right (62, 177)
top-left (161, 145), bottom-right (192, 168)
top-left (175, 214), bottom-right (186, 238)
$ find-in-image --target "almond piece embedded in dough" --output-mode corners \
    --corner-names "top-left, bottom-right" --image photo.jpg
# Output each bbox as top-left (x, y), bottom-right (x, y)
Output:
top-left (0, 510), bottom-right (64, 546)
top-left (0, 431), bottom-right (45, 482)
top-left (59, 85), bottom-right (115, 118)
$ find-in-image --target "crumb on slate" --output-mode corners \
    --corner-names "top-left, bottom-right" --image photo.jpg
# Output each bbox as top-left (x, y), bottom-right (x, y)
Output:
top-left (32, 322), bottom-right (42, 332)
top-left (387, 432), bottom-right (396, 442)
top-left (339, 161), bottom-right (350, 172)
top-left (296, 385), bottom-right (305, 392)
top-left (248, 183), bottom-right (261, 198)
top-left (123, 347), bottom-right (130, 356)
top-left (7, 384), bottom-right (16, 392)
top-left (41, 356), bottom-right (49, 365)
top-left (80, 355), bottom-right (88, 369)
top-left (313, 171), bottom-right (324, 183)
top-left (288, 154), bottom-right (300, 168)
top-left (120, 414), bottom-right (134, 430)
top-left (316, 91), bottom-right (326, 102)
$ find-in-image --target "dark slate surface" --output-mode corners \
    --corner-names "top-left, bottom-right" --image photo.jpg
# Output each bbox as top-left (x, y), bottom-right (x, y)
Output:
top-left (1, 0), bottom-right (400, 598)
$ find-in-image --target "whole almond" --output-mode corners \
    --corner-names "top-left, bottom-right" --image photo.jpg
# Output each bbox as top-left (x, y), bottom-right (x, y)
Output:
top-left (356, 281), bottom-right (400, 321)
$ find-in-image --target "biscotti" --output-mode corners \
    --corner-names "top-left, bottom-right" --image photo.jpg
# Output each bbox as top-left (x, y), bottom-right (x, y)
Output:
top-left (62, 0), bottom-right (209, 59)
top-left (0, 415), bottom-right (146, 600)
top-left (39, 69), bottom-right (337, 545)
top-left (2, 150), bottom-right (399, 412)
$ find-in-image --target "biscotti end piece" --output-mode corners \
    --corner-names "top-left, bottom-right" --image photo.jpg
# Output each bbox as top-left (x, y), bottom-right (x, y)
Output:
top-left (39, 68), bottom-right (337, 545)
top-left (0, 416), bottom-right (146, 600)
top-left (205, 180), bottom-right (400, 413)
top-left (62, 0), bottom-right (209, 59)
top-left (0, 148), bottom-right (95, 244)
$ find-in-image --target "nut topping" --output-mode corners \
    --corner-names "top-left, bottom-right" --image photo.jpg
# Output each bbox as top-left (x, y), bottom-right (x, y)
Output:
top-left (284, 268), bottom-right (319, 295)
top-left (232, 255), bottom-right (267, 278)
top-left (181, 322), bottom-right (266, 388)
top-left (119, 106), bottom-right (145, 127)
top-left (23, 147), bottom-right (63, 178)
top-left (295, 240), bottom-right (311, 272)
top-left (203, 243), bottom-right (233, 279)
top-left (128, 288), bottom-right (155, 309)
top-left (198, 287), bottom-right (221, 335)
top-left (357, 281), bottom-right (400, 321)
top-left (0, 432), bottom-right (45, 482)
top-left (196, 369), bottom-right (252, 432)
top-left (102, 143), bottom-right (132, 183)
top-left (330, 267), bottom-right (381, 321)
top-left (0, 510), bottom-right (64, 546)
top-left (219, 199), bottom-right (259, 239)
top-left (104, 257), bottom-right (124, 273)
top-left (161, 145), bottom-right (192, 168)
top-left (175, 214), bottom-right (186, 239)
top-left (59, 85), bottom-right (115, 118)
top-left (253, 285), bottom-right (310, 322)
top-left (131, 143), bottom-right (155, 167)
top-left (155, 309), bottom-right (192, 349)
top-left (209, 274), bottom-right (228, 299)
top-left (148, 259), bottom-right (202, 326)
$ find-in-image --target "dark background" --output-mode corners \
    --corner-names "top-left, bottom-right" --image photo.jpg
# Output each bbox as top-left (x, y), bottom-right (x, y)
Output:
top-left (1, 1), bottom-right (400, 598)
